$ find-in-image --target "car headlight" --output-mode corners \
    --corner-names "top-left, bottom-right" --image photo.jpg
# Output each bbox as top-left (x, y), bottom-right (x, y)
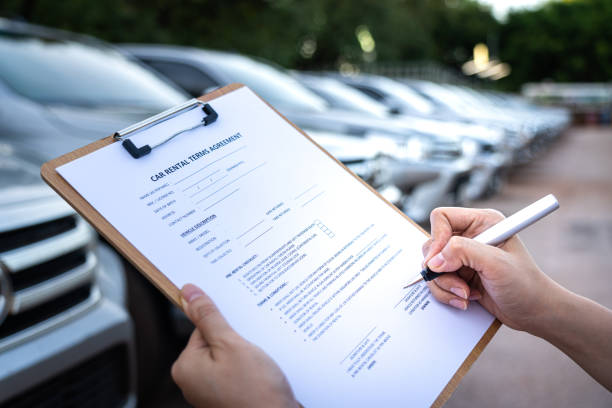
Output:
top-left (461, 138), bottom-right (480, 158)
top-left (403, 137), bottom-right (428, 160)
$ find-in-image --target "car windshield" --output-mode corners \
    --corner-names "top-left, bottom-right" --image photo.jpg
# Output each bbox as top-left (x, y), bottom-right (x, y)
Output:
top-left (415, 82), bottom-right (472, 113)
top-left (206, 54), bottom-right (328, 113)
top-left (302, 77), bottom-right (390, 118)
top-left (374, 77), bottom-right (436, 115)
top-left (0, 31), bottom-right (187, 109)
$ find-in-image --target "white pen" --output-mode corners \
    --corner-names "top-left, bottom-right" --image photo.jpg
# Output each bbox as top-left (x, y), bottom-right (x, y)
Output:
top-left (405, 194), bottom-right (560, 287)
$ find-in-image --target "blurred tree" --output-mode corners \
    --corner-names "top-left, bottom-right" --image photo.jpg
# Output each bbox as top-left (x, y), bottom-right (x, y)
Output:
top-left (10, 0), bottom-right (612, 90)
top-left (499, 0), bottom-right (612, 89)
top-left (0, 0), bottom-right (494, 70)
top-left (422, 0), bottom-right (499, 66)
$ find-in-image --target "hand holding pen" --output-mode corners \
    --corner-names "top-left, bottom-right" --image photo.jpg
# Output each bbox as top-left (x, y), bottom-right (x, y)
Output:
top-left (412, 197), bottom-right (612, 391)
top-left (416, 195), bottom-right (560, 331)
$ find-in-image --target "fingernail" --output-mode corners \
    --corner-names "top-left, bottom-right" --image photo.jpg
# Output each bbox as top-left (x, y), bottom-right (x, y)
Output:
top-left (450, 287), bottom-right (467, 299)
top-left (182, 284), bottom-right (204, 303)
top-left (428, 253), bottom-right (445, 269)
top-left (449, 299), bottom-right (467, 310)
top-left (468, 290), bottom-right (482, 301)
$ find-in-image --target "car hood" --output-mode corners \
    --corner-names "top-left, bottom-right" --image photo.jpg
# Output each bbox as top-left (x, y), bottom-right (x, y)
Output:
top-left (284, 108), bottom-right (463, 144)
top-left (3, 103), bottom-right (164, 163)
top-left (304, 129), bottom-right (383, 162)
top-left (0, 142), bottom-right (60, 207)
top-left (392, 115), bottom-right (505, 145)
top-left (44, 104), bottom-right (162, 140)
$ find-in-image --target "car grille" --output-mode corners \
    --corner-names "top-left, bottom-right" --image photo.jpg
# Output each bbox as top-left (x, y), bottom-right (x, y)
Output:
top-left (10, 248), bottom-right (88, 291)
top-left (430, 141), bottom-right (462, 159)
top-left (0, 215), bottom-right (77, 253)
top-left (451, 171), bottom-right (472, 205)
top-left (0, 211), bottom-right (98, 348)
top-left (0, 284), bottom-right (91, 339)
top-left (0, 345), bottom-right (129, 408)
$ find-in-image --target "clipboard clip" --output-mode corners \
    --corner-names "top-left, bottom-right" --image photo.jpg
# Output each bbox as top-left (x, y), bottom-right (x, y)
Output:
top-left (113, 99), bottom-right (218, 158)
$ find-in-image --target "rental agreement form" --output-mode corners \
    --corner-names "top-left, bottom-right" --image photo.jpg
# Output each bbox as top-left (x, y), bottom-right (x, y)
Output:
top-left (57, 87), bottom-right (495, 407)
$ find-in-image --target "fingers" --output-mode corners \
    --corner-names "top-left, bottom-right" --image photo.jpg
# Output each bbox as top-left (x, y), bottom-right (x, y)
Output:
top-left (172, 330), bottom-right (208, 384)
top-left (428, 208), bottom-right (505, 262)
top-left (427, 236), bottom-right (505, 277)
top-left (429, 274), bottom-right (470, 306)
top-left (186, 326), bottom-right (208, 349)
top-left (181, 284), bottom-right (236, 347)
top-left (421, 239), bottom-right (433, 267)
top-left (425, 208), bottom-right (453, 262)
top-left (427, 274), bottom-right (468, 310)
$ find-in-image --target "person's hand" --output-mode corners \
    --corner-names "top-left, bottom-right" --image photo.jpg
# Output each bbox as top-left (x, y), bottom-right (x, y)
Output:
top-left (422, 207), bottom-right (562, 333)
top-left (172, 284), bottom-right (299, 408)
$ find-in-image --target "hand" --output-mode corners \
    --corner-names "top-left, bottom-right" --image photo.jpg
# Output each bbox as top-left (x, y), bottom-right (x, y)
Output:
top-left (422, 207), bottom-right (612, 391)
top-left (172, 284), bottom-right (299, 408)
top-left (422, 207), bottom-right (561, 332)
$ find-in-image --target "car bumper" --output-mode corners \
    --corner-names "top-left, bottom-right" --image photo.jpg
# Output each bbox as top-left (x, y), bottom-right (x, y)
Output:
top-left (402, 158), bottom-right (474, 224)
top-left (387, 160), bottom-right (440, 193)
top-left (0, 297), bottom-right (136, 407)
top-left (463, 151), bottom-right (511, 200)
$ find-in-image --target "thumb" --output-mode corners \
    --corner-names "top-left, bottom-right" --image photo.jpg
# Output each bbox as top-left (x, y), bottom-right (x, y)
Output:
top-left (427, 236), bottom-right (504, 274)
top-left (181, 284), bottom-right (235, 346)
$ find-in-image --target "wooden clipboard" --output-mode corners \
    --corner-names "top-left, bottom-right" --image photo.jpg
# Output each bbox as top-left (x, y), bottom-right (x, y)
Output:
top-left (41, 83), bottom-right (500, 407)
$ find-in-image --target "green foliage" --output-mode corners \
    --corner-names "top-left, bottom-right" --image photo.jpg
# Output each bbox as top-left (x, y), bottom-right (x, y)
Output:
top-left (1, 0), bottom-right (611, 90)
top-left (499, 0), bottom-right (612, 89)
top-left (0, 0), bottom-right (496, 68)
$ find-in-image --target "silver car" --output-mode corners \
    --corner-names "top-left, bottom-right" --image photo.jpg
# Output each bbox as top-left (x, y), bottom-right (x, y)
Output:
top-left (0, 143), bottom-right (136, 406)
top-left (0, 18), bottom-right (196, 400)
top-left (119, 45), bottom-right (478, 223)
top-left (0, 18), bottom-right (189, 159)
top-left (320, 73), bottom-right (513, 199)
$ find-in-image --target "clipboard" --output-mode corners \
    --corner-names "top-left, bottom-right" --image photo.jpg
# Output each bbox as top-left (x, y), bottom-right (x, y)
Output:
top-left (41, 83), bottom-right (500, 408)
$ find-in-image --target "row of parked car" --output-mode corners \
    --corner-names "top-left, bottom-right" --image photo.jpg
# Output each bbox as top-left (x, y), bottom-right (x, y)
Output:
top-left (0, 17), bottom-right (570, 407)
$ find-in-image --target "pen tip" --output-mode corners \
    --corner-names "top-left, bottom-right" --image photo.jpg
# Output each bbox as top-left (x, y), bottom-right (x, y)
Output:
top-left (403, 271), bottom-right (424, 288)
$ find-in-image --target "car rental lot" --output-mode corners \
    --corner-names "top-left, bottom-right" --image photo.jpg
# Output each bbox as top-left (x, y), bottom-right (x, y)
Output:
top-left (0, 17), bottom-right (597, 407)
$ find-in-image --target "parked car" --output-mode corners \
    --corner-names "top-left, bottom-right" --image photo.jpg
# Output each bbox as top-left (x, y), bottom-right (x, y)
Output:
top-left (0, 17), bottom-right (194, 400)
top-left (426, 82), bottom-right (569, 161)
top-left (0, 19), bottom-right (397, 205)
top-left (296, 73), bottom-right (512, 199)
top-left (329, 73), bottom-right (539, 161)
top-left (305, 128), bottom-right (439, 206)
top-left (119, 44), bottom-right (476, 223)
top-left (0, 18), bottom-right (413, 400)
top-left (0, 18), bottom-right (188, 159)
top-left (399, 79), bottom-right (542, 162)
top-left (0, 142), bottom-right (136, 407)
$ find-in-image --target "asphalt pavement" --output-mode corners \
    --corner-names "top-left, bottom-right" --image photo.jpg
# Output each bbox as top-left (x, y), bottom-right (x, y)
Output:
top-left (150, 126), bottom-right (612, 407)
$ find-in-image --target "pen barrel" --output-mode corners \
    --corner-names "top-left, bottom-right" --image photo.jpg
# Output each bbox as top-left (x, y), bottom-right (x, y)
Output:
top-left (422, 268), bottom-right (444, 281)
top-left (473, 194), bottom-right (559, 246)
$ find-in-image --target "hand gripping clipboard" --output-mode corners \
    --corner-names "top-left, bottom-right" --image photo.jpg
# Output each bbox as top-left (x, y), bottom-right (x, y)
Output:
top-left (41, 83), bottom-right (500, 408)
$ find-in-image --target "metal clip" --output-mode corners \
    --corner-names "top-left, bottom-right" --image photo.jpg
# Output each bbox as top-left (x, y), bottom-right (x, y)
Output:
top-left (113, 99), bottom-right (218, 158)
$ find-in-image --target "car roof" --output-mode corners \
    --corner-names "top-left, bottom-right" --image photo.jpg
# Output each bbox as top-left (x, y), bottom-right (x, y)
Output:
top-left (119, 43), bottom-right (250, 63)
top-left (0, 17), bottom-right (110, 50)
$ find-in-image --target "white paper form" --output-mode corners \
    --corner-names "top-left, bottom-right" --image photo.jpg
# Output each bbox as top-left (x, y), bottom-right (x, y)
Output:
top-left (57, 87), bottom-right (494, 407)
